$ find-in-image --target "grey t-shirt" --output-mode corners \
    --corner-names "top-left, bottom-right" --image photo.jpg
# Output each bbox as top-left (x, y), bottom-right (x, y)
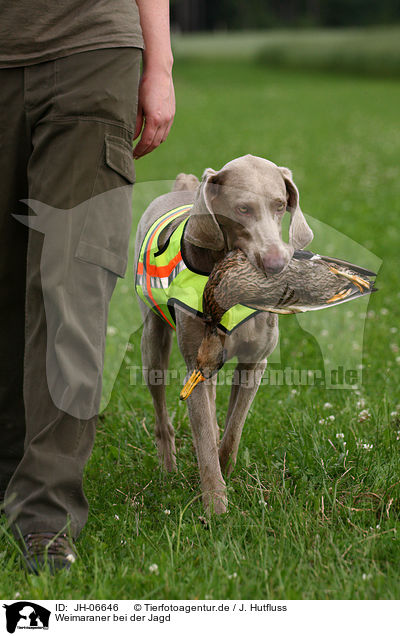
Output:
top-left (0, 0), bottom-right (144, 68)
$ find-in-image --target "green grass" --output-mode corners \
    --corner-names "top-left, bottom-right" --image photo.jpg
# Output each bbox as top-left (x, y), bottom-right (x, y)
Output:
top-left (1, 40), bottom-right (400, 599)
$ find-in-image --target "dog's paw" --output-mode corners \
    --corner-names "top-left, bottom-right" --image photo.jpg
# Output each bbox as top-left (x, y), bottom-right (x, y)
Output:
top-left (155, 430), bottom-right (177, 472)
top-left (157, 449), bottom-right (177, 473)
top-left (203, 490), bottom-right (228, 515)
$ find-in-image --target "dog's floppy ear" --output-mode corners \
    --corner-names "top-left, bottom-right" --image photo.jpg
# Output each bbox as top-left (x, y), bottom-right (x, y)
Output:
top-left (279, 166), bottom-right (313, 250)
top-left (184, 168), bottom-right (225, 251)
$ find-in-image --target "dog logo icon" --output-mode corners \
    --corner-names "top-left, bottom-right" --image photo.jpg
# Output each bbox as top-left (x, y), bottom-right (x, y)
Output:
top-left (3, 602), bottom-right (50, 633)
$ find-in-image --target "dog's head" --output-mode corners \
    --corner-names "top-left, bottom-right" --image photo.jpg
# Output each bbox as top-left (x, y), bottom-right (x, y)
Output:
top-left (185, 154), bottom-right (313, 274)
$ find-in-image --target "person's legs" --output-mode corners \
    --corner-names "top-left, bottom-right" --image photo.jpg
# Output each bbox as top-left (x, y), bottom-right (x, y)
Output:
top-left (4, 48), bottom-right (141, 541)
top-left (0, 67), bottom-right (29, 502)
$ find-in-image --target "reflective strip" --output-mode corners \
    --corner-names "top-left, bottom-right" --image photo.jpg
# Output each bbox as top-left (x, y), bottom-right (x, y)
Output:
top-left (139, 257), bottom-right (187, 291)
top-left (136, 249), bottom-right (183, 278)
top-left (147, 250), bottom-right (183, 278)
top-left (139, 205), bottom-right (192, 329)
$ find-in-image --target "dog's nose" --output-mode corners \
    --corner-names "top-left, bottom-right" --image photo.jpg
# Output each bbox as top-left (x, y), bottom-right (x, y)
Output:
top-left (261, 249), bottom-right (287, 274)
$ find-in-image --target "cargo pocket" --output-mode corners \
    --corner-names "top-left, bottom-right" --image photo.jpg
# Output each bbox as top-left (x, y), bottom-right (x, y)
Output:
top-left (74, 134), bottom-right (135, 278)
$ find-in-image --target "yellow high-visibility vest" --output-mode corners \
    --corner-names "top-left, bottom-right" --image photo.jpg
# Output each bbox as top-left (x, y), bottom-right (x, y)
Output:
top-left (136, 205), bottom-right (259, 331)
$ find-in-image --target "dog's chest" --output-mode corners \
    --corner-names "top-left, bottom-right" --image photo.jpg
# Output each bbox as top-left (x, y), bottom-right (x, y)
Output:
top-left (224, 312), bottom-right (279, 362)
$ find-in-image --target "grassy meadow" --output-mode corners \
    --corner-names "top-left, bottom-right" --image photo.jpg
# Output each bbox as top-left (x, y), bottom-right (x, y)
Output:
top-left (1, 29), bottom-right (400, 600)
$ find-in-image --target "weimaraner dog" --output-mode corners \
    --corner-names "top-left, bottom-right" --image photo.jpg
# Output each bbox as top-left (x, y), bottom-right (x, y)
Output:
top-left (134, 155), bottom-right (313, 514)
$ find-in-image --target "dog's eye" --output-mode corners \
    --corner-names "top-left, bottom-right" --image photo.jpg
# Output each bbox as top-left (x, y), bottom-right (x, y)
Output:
top-left (276, 203), bottom-right (286, 212)
top-left (236, 205), bottom-right (251, 215)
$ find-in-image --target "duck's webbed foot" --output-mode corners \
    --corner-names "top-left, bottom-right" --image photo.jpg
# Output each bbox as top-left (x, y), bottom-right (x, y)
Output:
top-left (326, 288), bottom-right (352, 303)
top-left (329, 266), bottom-right (371, 293)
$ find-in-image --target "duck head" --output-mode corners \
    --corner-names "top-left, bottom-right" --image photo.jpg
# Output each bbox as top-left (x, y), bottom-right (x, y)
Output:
top-left (180, 327), bottom-right (226, 401)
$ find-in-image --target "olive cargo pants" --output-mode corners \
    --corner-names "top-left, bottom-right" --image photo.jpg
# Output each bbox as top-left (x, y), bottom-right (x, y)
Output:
top-left (0, 48), bottom-right (141, 537)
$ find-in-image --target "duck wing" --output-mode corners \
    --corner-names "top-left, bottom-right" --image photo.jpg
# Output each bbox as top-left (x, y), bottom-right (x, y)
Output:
top-left (293, 250), bottom-right (377, 277)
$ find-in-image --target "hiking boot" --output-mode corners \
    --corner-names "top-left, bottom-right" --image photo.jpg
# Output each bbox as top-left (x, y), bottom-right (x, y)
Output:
top-left (22, 532), bottom-right (77, 574)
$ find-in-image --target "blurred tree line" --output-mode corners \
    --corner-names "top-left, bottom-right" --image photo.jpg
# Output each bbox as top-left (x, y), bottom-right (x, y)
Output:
top-left (171, 0), bottom-right (400, 31)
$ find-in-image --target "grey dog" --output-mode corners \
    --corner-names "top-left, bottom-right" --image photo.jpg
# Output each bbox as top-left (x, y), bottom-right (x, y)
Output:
top-left (134, 155), bottom-right (313, 514)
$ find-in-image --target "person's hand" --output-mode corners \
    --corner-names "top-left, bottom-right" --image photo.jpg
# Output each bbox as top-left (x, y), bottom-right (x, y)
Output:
top-left (133, 68), bottom-right (175, 159)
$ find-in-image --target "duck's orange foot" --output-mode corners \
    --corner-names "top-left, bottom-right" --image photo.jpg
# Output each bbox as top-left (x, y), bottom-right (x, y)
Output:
top-left (349, 274), bottom-right (371, 292)
top-left (326, 288), bottom-right (352, 303)
top-left (329, 266), bottom-right (371, 293)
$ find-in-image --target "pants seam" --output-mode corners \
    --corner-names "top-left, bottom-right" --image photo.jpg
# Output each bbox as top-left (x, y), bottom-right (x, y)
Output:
top-left (44, 115), bottom-right (135, 135)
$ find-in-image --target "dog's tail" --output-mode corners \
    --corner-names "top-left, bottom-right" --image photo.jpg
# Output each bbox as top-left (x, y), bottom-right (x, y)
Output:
top-left (173, 173), bottom-right (200, 193)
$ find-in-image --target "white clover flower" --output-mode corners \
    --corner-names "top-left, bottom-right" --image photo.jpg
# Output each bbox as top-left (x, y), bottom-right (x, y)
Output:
top-left (380, 308), bottom-right (389, 315)
top-left (328, 415), bottom-right (335, 422)
top-left (336, 433), bottom-right (344, 439)
top-left (149, 563), bottom-right (159, 574)
top-left (390, 411), bottom-right (398, 419)
top-left (228, 572), bottom-right (238, 580)
top-left (390, 343), bottom-right (399, 353)
top-left (356, 398), bottom-right (366, 409)
top-left (319, 418), bottom-right (326, 425)
top-left (358, 408), bottom-right (371, 422)
top-left (107, 325), bottom-right (117, 336)
top-left (396, 356), bottom-right (400, 364)
top-left (362, 443), bottom-right (373, 451)
top-left (114, 514), bottom-right (120, 520)
top-left (291, 389), bottom-right (298, 396)
top-left (321, 329), bottom-right (329, 337)
top-left (390, 327), bottom-right (398, 334)
top-left (164, 509), bottom-right (171, 515)
top-left (323, 402), bottom-right (333, 409)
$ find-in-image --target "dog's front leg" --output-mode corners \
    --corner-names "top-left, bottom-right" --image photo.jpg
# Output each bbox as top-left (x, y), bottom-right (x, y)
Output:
top-left (141, 310), bottom-right (176, 472)
top-left (219, 360), bottom-right (267, 477)
top-left (185, 380), bottom-right (227, 514)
